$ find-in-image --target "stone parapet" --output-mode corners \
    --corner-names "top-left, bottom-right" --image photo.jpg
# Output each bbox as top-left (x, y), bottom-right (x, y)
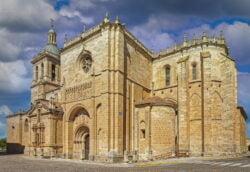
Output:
top-left (154, 35), bottom-right (227, 58)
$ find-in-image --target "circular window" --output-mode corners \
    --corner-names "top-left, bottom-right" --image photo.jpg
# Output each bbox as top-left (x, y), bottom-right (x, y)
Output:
top-left (82, 55), bottom-right (92, 73)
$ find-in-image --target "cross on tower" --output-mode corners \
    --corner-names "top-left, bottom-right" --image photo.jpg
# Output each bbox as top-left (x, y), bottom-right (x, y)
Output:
top-left (50, 19), bottom-right (54, 28)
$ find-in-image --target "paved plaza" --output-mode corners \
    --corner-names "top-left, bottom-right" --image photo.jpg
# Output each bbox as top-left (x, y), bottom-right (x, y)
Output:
top-left (0, 154), bottom-right (250, 172)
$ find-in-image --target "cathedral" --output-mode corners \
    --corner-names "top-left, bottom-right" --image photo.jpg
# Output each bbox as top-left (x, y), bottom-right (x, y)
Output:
top-left (6, 14), bottom-right (247, 162)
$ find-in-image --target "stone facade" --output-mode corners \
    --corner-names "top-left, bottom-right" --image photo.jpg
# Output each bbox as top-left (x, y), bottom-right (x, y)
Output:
top-left (6, 15), bottom-right (247, 162)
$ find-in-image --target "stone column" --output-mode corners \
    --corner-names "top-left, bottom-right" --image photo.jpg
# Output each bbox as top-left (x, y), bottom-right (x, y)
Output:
top-left (65, 121), bottom-right (73, 159)
top-left (47, 61), bottom-right (51, 81)
top-left (146, 107), bottom-right (152, 160)
top-left (56, 65), bottom-right (60, 83)
top-left (201, 52), bottom-right (212, 156)
top-left (44, 60), bottom-right (49, 81)
top-left (177, 57), bottom-right (189, 153)
top-left (133, 110), bottom-right (139, 162)
top-left (32, 66), bottom-right (36, 84)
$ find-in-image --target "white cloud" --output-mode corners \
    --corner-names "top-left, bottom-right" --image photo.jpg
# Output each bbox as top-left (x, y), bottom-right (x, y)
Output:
top-left (238, 72), bottom-right (250, 106)
top-left (0, 105), bottom-right (12, 117)
top-left (68, 0), bottom-right (95, 9)
top-left (58, 0), bottom-right (98, 25)
top-left (0, 0), bottom-right (58, 32)
top-left (130, 15), bottom-right (177, 51)
top-left (0, 29), bottom-right (21, 61)
top-left (59, 9), bottom-right (94, 24)
top-left (0, 60), bottom-right (31, 93)
top-left (0, 27), bottom-right (46, 62)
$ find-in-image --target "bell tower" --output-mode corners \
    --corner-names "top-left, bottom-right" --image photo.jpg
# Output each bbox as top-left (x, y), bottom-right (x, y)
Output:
top-left (31, 20), bottom-right (61, 103)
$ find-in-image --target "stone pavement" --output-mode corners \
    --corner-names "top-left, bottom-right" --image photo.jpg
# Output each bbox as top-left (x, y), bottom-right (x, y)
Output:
top-left (0, 154), bottom-right (250, 172)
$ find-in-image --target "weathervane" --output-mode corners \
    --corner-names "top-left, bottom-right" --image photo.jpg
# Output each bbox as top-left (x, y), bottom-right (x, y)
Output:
top-left (50, 19), bottom-right (54, 28)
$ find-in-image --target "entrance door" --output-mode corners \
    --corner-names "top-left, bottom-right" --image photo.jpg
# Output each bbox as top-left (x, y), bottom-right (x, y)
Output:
top-left (84, 134), bottom-right (90, 160)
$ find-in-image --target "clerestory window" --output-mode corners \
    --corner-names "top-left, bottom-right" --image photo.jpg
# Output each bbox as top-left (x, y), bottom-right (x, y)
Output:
top-left (165, 66), bottom-right (171, 86)
top-left (192, 63), bottom-right (197, 80)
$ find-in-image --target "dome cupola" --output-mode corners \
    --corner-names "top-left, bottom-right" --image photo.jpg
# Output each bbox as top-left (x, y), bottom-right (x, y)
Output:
top-left (40, 19), bottom-right (60, 55)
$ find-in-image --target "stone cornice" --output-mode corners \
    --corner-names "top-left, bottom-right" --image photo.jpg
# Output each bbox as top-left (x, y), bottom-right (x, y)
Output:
top-left (154, 85), bottom-right (178, 92)
top-left (6, 112), bottom-right (26, 118)
top-left (45, 87), bottom-right (61, 94)
top-left (220, 53), bottom-right (235, 61)
top-left (154, 36), bottom-right (228, 60)
top-left (61, 21), bottom-right (123, 53)
top-left (237, 106), bottom-right (248, 120)
top-left (61, 21), bottom-right (154, 60)
top-left (31, 81), bottom-right (61, 88)
top-left (31, 52), bottom-right (60, 64)
top-left (61, 21), bottom-right (112, 53)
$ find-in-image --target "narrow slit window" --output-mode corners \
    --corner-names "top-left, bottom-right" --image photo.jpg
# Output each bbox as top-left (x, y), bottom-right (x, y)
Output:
top-left (192, 63), bottom-right (197, 80)
top-left (24, 119), bottom-right (29, 132)
top-left (41, 63), bottom-right (44, 79)
top-left (165, 67), bottom-right (171, 86)
top-left (51, 64), bottom-right (56, 81)
top-left (36, 66), bottom-right (39, 80)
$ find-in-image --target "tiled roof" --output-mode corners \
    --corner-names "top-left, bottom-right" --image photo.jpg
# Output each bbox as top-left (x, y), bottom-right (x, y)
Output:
top-left (40, 44), bottom-right (60, 55)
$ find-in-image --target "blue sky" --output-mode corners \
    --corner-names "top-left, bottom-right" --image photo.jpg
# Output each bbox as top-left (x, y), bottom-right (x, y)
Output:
top-left (0, 0), bottom-right (250, 138)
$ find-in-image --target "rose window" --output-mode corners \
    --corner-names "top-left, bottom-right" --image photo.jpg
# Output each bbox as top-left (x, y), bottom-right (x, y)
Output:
top-left (82, 56), bottom-right (92, 73)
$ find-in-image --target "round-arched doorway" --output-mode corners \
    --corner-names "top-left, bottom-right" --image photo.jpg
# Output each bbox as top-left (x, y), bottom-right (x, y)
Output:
top-left (66, 105), bottom-right (91, 160)
top-left (74, 125), bottom-right (90, 160)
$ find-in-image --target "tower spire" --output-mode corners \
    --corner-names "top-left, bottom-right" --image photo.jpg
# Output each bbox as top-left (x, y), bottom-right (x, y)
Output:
top-left (48, 19), bottom-right (56, 45)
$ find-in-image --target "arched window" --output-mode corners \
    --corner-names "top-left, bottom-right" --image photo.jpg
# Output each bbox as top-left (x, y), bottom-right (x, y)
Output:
top-left (192, 63), bottom-right (197, 80)
top-left (41, 63), bottom-right (44, 79)
top-left (51, 64), bottom-right (56, 81)
top-left (165, 66), bottom-right (171, 86)
top-left (140, 120), bottom-right (146, 139)
top-left (24, 119), bottom-right (29, 132)
top-left (36, 66), bottom-right (39, 80)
